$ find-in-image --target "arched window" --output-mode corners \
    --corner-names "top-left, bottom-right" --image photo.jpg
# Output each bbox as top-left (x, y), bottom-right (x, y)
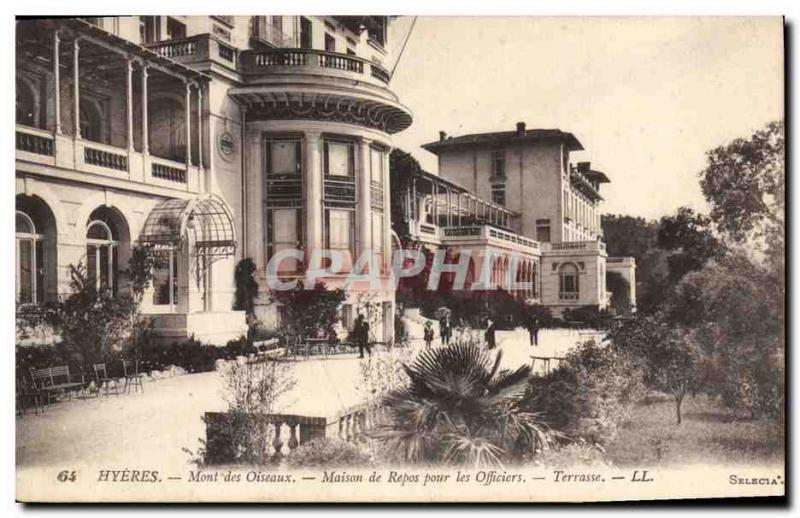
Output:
top-left (16, 211), bottom-right (44, 304)
top-left (80, 100), bottom-right (104, 143)
top-left (16, 80), bottom-right (36, 127)
top-left (149, 97), bottom-right (186, 162)
top-left (559, 263), bottom-right (579, 301)
top-left (86, 219), bottom-right (118, 295)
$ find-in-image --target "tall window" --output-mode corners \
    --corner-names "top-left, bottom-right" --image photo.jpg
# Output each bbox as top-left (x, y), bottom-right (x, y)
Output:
top-left (140, 16), bottom-right (161, 44)
top-left (86, 220), bottom-right (118, 295)
top-left (269, 208), bottom-right (302, 273)
top-left (152, 250), bottom-right (178, 307)
top-left (266, 138), bottom-right (302, 176)
top-left (300, 17), bottom-right (313, 49)
top-left (491, 150), bottom-right (505, 178)
top-left (491, 183), bottom-right (506, 207)
top-left (323, 140), bottom-right (354, 177)
top-left (16, 211), bottom-right (44, 304)
top-left (371, 211), bottom-right (384, 269)
top-left (325, 209), bottom-right (354, 266)
top-left (325, 33), bottom-right (336, 52)
top-left (536, 219), bottom-right (551, 242)
top-left (16, 80), bottom-right (36, 127)
top-left (167, 17), bottom-right (186, 40)
top-left (559, 263), bottom-right (579, 300)
top-left (370, 147), bottom-right (384, 185)
top-left (80, 100), bottom-right (105, 144)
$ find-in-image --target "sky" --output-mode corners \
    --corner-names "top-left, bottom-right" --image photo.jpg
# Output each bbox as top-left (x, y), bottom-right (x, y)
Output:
top-left (386, 17), bottom-right (784, 220)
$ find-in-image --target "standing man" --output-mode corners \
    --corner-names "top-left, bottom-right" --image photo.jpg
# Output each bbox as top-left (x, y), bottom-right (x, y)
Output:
top-left (355, 313), bottom-right (372, 359)
top-left (527, 315), bottom-right (540, 347)
top-left (439, 314), bottom-right (452, 346)
top-left (423, 321), bottom-right (435, 349)
top-left (485, 318), bottom-right (497, 350)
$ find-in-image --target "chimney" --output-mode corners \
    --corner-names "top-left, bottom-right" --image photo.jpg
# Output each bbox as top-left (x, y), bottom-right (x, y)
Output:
top-left (515, 121), bottom-right (526, 136)
top-left (577, 161), bottom-right (591, 172)
top-left (439, 131), bottom-right (447, 142)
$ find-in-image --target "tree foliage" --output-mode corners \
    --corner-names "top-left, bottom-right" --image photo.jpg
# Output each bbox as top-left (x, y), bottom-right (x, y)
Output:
top-left (269, 281), bottom-right (346, 339)
top-left (233, 258), bottom-right (259, 315)
top-left (700, 120), bottom-right (784, 250)
top-left (657, 207), bottom-right (725, 280)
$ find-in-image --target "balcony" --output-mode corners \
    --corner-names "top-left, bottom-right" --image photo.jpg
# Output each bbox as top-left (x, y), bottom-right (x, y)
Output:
top-left (145, 34), bottom-right (239, 72)
top-left (440, 224), bottom-right (541, 256)
top-left (239, 48), bottom-right (392, 87)
top-left (231, 48), bottom-right (411, 134)
top-left (16, 124), bottom-right (202, 195)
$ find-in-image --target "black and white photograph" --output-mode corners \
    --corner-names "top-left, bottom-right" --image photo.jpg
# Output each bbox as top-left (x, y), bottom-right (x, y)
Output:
top-left (12, 9), bottom-right (785, 504)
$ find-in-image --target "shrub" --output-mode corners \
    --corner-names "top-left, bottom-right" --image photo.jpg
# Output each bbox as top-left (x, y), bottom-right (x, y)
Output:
top-left (284, 438), bottom-right (375, 468)
top-left (375, 338), bottom-right (559, 466)
top-left (524, 340), bottom-right (647, 445)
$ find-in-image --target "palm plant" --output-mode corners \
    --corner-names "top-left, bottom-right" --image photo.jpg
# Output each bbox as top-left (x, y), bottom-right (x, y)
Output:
top-left (374, 339), bottom-right (558, 467)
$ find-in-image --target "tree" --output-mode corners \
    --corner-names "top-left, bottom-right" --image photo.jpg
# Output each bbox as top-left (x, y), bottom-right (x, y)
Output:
top-left (32, 264), bottom-right (139, 371)
top-left (269, 281), bottom-right (346, 339)
top-left (601, 214), bottom-right (658, 259)
top-left (700, 120), bottom-right (784, 255)
top-left (657, 207), bottom-right (725, 280)
top-left (663, 254), bottom-right (783, 419)
top-left (608, 316), bottom-right (699, 425)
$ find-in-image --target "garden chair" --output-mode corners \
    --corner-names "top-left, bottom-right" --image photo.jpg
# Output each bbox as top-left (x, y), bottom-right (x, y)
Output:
top-left (16, 377), bottom-right (47, 416)
top-left (29, 365), bottom-right (87, 401)
top-left (121, 359), bottom-right (144, 394)
top-left (93, 363), bottom-right (120, 397)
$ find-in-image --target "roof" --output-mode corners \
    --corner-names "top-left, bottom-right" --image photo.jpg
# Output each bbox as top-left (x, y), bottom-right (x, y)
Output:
top-left (422, 128), bottom-right (584, 155)
top-left (584, 169), bottom-right (611, 183)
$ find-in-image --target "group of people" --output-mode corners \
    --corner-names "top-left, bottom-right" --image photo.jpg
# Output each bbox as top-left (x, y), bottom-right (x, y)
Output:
top-left (422, 313), bottom-right (541, 350)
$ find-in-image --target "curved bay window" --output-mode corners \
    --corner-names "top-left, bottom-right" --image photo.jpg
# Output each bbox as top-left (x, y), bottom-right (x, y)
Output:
top-left (559, 263), bottom-right (579, 301)
top-left (16, 211), bottom-right (44, 304)
top-left (86, 220), bottom-right (119, 295)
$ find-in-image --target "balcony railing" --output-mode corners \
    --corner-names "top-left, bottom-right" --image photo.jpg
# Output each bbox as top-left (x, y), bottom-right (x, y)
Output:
top-left (240, 48), bottom-right (391, 86)
top-left (16, 124), bottom-right (200, 194)
top-left (146, 34), bottom-right (238, 69)
top-left (440, 224), bottom-right (541, 255)
top-left (16, 126), bottom-right (54, 157)
top-left (542, 240), bottom-right (607, 254)
top-left (84, 143), bottom-right (128, 171)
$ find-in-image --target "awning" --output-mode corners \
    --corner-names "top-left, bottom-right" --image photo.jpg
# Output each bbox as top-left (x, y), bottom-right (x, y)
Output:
top-left (139, 195), bottom-right (236, 257)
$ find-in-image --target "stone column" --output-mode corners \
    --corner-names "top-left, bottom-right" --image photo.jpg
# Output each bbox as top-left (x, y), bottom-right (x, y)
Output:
top-left (185, 82), bottom-right (192, 167)
top-left (126, 59), bottom-right (134, 151)
top-left (141, 65), bottom-right (149, 155)
top-left (304, 131), bottom-right (323, 264)
top-left (197, 83), bottom-right (203, 170)
top-left (382, 148), bottom-right (391, 273)
top-left (357, 138), bottom-right (373, 261)
top-left (53, 31), bottom-right (61, 134)
top-left (72, 38), bottom-right (80, 139)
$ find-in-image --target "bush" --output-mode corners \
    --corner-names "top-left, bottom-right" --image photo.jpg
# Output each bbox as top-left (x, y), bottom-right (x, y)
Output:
top-left (524, 340), bottom-right (647, 445)
top-left (375, 338), bottom-right (558, 466)
top-left (562, 306), bottom-right (615, 329)
top-left (284, 438), bottom-right (375, 468)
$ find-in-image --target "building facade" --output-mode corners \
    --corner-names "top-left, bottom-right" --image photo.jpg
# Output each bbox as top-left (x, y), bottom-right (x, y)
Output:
top-left (16, 16), bottom-right (411, 344)
top-left (396, 123), bottom-right (636, 314)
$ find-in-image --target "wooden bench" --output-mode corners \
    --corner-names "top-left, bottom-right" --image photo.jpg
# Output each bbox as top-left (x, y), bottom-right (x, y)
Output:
top-left (29, 365), bottom-right (86, 401)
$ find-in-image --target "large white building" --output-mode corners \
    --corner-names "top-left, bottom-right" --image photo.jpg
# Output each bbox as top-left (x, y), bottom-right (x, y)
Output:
top-left (395, 123), bottom-right (636, 313)
top-left (16, 16), bottom-right (412, 344)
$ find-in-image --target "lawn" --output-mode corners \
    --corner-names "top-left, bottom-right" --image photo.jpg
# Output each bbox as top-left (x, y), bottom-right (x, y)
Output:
top-left (604, 393), bottom-right (784, 467)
